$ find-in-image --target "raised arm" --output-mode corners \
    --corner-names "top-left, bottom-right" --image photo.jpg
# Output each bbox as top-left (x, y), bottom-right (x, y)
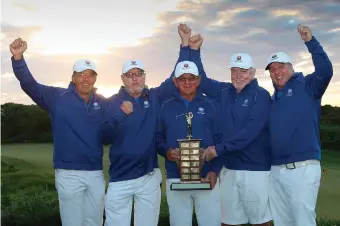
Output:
top-left (298, 25), bottom-right (334, 99)
top-left (188, 35), bottom-right (231, 99)
top-left (10, 38), bottom-right (59, 112)
top-left (157, 24), bottom-right (192, 98)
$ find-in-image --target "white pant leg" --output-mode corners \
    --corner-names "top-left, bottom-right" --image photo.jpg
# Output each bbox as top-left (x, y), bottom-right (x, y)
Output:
top-left (104, 179), bottom-right (134, 226)
top-left (241, 171), bottom-right (272, 224)
top-left (270, 164), bottom-right (321, 226)
top-left (55, 169), bottom-right (87, 226)
top-left (194, 180), bottom-right (221, 226)
top-left (134, 169), bottom-right (162, 226)
top-left (83, 170), bottom-right (106, 226)
top-left (166, 178), bottom-right (194, 226)
top-left (220, 168), bottom-right (248, 224)
top-left (269, 167), bottom-right (293, 226)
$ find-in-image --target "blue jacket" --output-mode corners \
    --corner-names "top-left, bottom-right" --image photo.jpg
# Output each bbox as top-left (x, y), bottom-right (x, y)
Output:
top-left (189, 49), bottom-right (272, 171)
top-left (156, 91), bottom-right (225, 179)
top-left (269, 36), bottom-right (333, 165)
top-left (102, 45), bottom-right (191, 182)
top-left (11, 57), bottom-right (125, 170)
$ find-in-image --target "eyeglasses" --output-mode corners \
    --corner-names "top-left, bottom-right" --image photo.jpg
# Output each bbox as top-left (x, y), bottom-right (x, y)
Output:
top-left (124, 72), bottom-right (145, 78)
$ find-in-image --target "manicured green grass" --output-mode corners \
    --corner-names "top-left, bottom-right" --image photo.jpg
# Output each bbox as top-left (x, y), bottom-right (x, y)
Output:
top-left (2, 144), bottom-right (340, 222)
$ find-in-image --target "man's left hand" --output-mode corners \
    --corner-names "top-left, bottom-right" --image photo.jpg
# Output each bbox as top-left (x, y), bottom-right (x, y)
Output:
top-left (202, 146), bottom-right (217, 161)
top-left (297, 24), bottom-right (312, 42)
top-left (201, 171), bottom-right (217, 189)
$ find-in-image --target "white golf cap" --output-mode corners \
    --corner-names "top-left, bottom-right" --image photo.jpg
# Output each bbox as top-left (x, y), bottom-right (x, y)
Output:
top-left (73, 59), bottom-right (97, 74)
top-left (122, 60), bottom-right (145, 74)
top-left (265, 52), bottom-right (292, 70)
top-left (174, 61), bottom-right (199, 78)
top-left (228, 53), bottom-right (255, 70)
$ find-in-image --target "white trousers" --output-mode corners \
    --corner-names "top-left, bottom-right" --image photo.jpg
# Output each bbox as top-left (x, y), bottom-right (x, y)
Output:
top-left (269, 163), bottom-right (321, 226)
top-left (104, 168), bottom-right (162, 226)
top-left (220, 168), bottom-right (272, 225)
top-left (166, 178), bottom-right (221, 226)
top-left (55, 169), bottom-right (106, 226)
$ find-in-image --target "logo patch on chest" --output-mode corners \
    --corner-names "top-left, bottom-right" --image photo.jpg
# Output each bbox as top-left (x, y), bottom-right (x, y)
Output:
top-left (242, 99), bottom-right (249, 107)
top-left (197, 107), bottom-right (205, 115)
top-left (93, 102), bottom-right (100, 110)
top-left (287, 89), bottom-right (293, 97)
top-left (143, 100), bottom-right (150, 108)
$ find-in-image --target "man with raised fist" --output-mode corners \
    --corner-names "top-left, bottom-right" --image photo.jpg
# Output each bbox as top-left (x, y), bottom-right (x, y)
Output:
top-left (10, 38), bottom-right (132, 226)
top-left (102, 23), bottom-right (193, 226)
top-left (157, 24), bottom-right (224, 226)
top-left (265, 24), bottom-right (333, 226)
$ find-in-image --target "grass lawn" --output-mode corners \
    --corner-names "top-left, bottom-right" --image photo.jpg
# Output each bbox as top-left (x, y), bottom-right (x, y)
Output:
top-left (1, 143), bottom-right (340, 221)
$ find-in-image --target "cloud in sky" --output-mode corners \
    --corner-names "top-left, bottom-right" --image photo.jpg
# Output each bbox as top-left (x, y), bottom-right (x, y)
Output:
top-left (1, 0), bottom-right (339, 106)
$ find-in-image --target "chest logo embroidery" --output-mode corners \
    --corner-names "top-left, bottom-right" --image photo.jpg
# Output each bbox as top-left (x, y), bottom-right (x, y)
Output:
top-left (287, 89), bottom-right (293, 97)
top-left (143, 100), bottom-right (150, 108)
top-left (93, 102), bottom-right (100, 110)
top-left (242, 99), bottom-right (249, 107)
top-left (197, 107), bottom-right (205, 115)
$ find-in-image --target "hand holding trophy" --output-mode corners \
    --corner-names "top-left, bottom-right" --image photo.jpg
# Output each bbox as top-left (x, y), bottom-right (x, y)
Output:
top-left (170, 112), bottom-right (211, 190)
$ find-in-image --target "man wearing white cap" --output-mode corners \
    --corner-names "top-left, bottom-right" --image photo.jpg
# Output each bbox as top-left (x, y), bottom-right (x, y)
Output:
top-left (103, 24), bottom-right (194, 226)
top-left (10, 38), bottom-right (131, 226)
top-left (156, 59), bottom-right (224, 226)
top-left (187, 37), bottom-right (272, 225)
top-left (265, 24), bottom-right (333, 226)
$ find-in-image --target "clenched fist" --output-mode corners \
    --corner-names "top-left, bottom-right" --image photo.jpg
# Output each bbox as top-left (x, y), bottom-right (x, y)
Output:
top-left (189, 34), bottom-right (203, 50)
top-left (120, 101), bottom-right (133, 115)
top-left (10, 38), bottom-right (27, 60)
top-left (297, 24), bottom-right (312, 42)
top-left (178, 23), bottom-right (191, 46)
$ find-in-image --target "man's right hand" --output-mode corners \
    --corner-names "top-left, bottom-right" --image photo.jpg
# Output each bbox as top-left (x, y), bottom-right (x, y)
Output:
top-left (166, 148), bottom-right (180, 161)
top-left (178, 23), bottom-right (191, 47)
top-left (10, 38), bottom-right (27, 60)
top-left (120, 101), bottom-right (133, 115)
top-left (189, 34), bottom-right (203, 50)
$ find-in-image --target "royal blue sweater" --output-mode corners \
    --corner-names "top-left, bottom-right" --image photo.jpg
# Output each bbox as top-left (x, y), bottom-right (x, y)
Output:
top-left (12, 57), bottom-right (125, 170)
top-left (102, 45), bottom-right (192, 182)
top-left (156, 91), bottom-right (225, 179)
top-left (269, 36), bottom-right (333, 165)
top-left (188, 49), bottom-right (272, 171)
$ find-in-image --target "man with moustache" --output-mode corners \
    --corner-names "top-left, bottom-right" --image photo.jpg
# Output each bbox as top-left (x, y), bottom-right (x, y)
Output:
top-left (103, 23), bottom-right (195, 226)
top-left (189, 38), bottom-right (272, 225)
top-left (10, 38), bottom-right (132, 226)
top-left (265, 24), bottom-right (333, 226)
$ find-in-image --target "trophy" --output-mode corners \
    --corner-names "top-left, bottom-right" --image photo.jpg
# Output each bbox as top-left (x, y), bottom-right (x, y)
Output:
top-left (170, 112), bottom-right (211, 190)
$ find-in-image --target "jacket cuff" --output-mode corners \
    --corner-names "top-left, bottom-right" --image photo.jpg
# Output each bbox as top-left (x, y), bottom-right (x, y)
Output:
top-left (305, 36), bottom-right (319, 53)
top-left (11, 56), bottom-right (27, 68)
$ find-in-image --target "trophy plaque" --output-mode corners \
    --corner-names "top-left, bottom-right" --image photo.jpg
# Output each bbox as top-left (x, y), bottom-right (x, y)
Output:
top-left (170, 112), bottom-right (211, 190)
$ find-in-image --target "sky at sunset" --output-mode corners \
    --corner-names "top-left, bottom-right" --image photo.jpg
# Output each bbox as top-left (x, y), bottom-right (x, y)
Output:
top-left (1, 0), bottom-right (339, 106)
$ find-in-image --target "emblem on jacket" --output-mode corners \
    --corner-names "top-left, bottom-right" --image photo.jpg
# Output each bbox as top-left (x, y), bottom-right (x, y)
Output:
top-left (93, 102), bottom-right (100, 110)
top-left (197, 107), bottom-right (205, 115)
top-left (143, 100), bottom-right (150, 108)
top-left (287, 89), bottom-right (293, 97)
top-left (242, 99), bottom-right (249, 107)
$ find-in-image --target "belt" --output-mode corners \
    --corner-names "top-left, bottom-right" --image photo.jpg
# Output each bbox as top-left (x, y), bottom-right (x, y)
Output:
top-left (277, 159), bottom-right (320, 170)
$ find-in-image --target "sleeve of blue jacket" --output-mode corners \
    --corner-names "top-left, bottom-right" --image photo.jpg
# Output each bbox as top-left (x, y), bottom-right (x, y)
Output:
top-left (304, 36), bottom-right (333, 99)
top-left (157, 45), bottom-right (191, 98)
top-left (11, 57), bottom-right (59, 111)
top-left (215, 90), bottom-right (271, 155)
top-left (210, 104), bottom-right (224, 174)
top-left (100, 97), bottom-right (129, 145)
top-left (155, 116), bottom-right (168, 158)
top-left (190, 48), bottom-right (231, 99)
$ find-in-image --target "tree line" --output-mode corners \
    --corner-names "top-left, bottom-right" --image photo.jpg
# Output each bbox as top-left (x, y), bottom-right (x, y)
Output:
top-left (1, 103), bottom-right (340, 150)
